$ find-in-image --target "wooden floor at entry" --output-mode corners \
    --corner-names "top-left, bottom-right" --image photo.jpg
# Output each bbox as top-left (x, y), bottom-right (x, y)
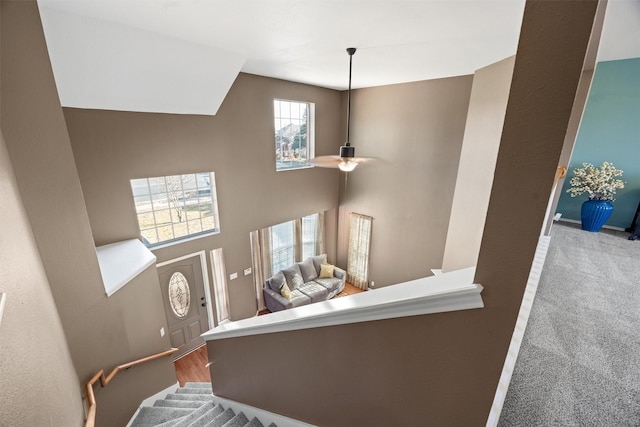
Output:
top-left (174, 345), bottom-right (211, 387)
top-left (174, 283), bottom-right (366, 385)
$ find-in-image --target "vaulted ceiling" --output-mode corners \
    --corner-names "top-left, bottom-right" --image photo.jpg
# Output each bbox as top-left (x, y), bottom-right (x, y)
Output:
top-left (37, 0), bottom-right (640, 115)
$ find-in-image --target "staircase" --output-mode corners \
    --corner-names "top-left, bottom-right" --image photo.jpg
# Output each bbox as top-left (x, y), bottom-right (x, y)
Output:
top-left (128, 382), bottom-right (277, 427)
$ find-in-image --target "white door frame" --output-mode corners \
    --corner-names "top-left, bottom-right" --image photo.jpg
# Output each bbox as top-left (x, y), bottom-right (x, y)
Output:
top-left (156, 251), bottom-right (214, 330)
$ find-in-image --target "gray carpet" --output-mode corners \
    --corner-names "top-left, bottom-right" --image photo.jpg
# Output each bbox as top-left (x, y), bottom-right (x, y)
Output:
top-left (499, 222), bottom-right (640, 426)
top-left (129, 382), bottom-right (277, 427)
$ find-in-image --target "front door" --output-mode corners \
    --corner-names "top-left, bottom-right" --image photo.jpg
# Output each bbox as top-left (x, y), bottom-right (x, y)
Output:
top-left (158, 256), bottom-right (209, 359)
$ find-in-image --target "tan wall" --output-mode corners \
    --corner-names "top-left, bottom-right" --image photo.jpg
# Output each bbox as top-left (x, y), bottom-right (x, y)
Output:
top-left (442, 56), bottom-right (515, 272)
top-left (0, 7), bottom-right (83, 419)
top-left (1, 3), bottom-right (177, 425)
top-left (206, 1), bottom-right (601, 425)
top-left (64, 73), bottom-right (342, 321)
top-left (336, 76), bottom-right (473, 287)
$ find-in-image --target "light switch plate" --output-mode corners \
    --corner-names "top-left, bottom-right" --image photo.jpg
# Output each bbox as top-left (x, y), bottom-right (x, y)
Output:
top-left (229, 272), bottom-right (238, 280)
top-left (244, 267), bottom-right (252, 276)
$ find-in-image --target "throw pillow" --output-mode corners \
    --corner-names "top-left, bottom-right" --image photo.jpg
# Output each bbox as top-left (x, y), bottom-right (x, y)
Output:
top-left (311, 254), bottom-right (328, 273)
top-left (281, 283), bottom-right (292, 300)
top-left (319, 263), bottom-right (335, 278)
top-left (299, 258), bottom-right (318, 282)
top-left (282, 264), bottom-right (302, 288)
top-left (291, 273), bottom-right (305, 290)
top-left (269, 272), bottom-right (286, 292)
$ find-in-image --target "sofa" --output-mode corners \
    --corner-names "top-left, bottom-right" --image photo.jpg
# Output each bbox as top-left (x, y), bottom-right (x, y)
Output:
top-left (263, 254), bottom-right (346, 312)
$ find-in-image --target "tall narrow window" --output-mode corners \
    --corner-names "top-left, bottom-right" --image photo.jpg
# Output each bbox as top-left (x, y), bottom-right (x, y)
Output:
top-left (269, 220), bottom-right (295, 274)
top-left (274, 99), bottom-right (315, 171)
top-left (301, 213), bottom-right (320, 260)
top-left (130, 172), bottom-right (220, 247)
top-left (347, 213), bottom-right (373, 290)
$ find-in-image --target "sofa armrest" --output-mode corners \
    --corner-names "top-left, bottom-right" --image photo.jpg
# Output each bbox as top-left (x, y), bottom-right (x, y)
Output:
top-left (333, 266), bottom-right (346, 281)
top-left (263, 287), bottom-right (291, 310)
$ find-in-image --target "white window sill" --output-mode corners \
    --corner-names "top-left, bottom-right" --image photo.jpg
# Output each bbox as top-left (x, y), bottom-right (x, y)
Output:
top-left (147, 230), bottom-right (220, 251)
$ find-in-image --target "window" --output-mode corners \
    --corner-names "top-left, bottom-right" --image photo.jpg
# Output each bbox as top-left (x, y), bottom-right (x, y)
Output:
top-left (250, 213), bottom-right (324, 311)
top-left (301, 213), bottom-right (319, 260)
top-left (269, 220), bottom-right (296, 274)
top-left (130, 172), bottom-right (220, 247)
top-left (274, 99), bottom-right (314, 171)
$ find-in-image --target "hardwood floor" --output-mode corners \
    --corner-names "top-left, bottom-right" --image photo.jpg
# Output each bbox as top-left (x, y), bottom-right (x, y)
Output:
top-left (336, 282), bottom-right (366, 297)
top-left (173, 344), bottom-right (211, 387)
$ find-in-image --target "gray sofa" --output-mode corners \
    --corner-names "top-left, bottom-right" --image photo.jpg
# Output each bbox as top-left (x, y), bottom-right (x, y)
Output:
top-left (263, 254), bottom-right (345, 313)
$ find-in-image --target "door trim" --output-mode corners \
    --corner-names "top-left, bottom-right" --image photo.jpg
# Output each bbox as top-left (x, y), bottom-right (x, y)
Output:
top-left (157, 251), bottom-right (214, 330)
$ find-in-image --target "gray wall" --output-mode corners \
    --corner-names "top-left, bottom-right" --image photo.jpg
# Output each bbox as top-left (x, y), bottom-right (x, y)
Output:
top-left (206, 1), bottom-right (601, 425)
top-left (64, 73), bottom-right (342, 321)
top-left (442, 56), bottom-right (515, 272)
top-left (1, 3), bottom-right (177, 426)
top-left (337, 76), bottom-right (473, 287)
top-left (0, 5), bottom-right (83, 422)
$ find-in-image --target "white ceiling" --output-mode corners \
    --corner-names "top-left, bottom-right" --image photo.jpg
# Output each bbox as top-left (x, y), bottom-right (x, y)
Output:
top-left (37, 0), bottom-right (640, 115)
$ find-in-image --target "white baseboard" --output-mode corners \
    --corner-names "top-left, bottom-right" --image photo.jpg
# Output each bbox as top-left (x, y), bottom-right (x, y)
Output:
top-left (0, 293), bottom-right (6, 327)
top-left (557, 218), bottom-right (626, 231)
top-left (486, 235), bottom-right (551, 426)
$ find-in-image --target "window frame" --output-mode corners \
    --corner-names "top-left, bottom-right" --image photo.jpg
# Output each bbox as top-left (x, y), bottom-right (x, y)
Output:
top-left (130, 172), bottom-right (221, 248)
top-left (273, 98), bottom-right (315, 171)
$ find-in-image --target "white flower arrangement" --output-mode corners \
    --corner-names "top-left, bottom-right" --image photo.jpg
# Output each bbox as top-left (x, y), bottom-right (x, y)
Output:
top-left (566, 161), bottom-right (624, 201)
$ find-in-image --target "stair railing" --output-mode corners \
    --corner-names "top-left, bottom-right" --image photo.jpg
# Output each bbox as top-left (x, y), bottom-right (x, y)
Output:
top-left (84, 347), bottom-right (179, 427)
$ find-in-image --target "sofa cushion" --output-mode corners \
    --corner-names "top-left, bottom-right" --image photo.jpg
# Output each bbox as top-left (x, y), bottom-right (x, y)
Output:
top-left (280, 282), bottom-right (292, 300)
top-left (299, 258), bottom-right (318, 282)
top-left (315, 277), bottom-right (343, 291)
top-left (297, 282), bottom-right (329, 303)
top-left (288, 289), bottom-right (312, 308)
top-left (311, 254), bottom-right (327, 273)
top-left (282, 265), bottom-right (303, 290)
top-left (319, 263), bottom-right (335, 278)
top-left (269, 272), bottom-right (286, 292)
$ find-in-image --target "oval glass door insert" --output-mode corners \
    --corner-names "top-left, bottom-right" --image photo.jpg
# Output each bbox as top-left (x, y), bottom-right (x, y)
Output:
top-left (168, 272), bottom-right (191, 318)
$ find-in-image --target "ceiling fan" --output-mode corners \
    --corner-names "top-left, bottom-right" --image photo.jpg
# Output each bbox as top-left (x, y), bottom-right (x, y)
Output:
top-left (312, 47), bottom-right (373, 172)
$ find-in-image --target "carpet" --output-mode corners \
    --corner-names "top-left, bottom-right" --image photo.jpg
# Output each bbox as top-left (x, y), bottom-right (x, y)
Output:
top-left (499, 222), bottom-right (640, 426)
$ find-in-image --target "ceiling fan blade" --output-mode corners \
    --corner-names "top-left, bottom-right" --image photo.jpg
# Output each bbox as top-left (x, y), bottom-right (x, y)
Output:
top-left (310, 155), bottom-right (342, 168)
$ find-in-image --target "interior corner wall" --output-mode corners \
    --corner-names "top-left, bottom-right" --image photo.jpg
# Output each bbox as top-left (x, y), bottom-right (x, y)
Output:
top-left (64, 73), bottom-right (342, 321)
top-left (1, 3), bottom-right (177, 425)
top-left (336, 75), bottom-right (473, 287)
top-left (441, 56), bottom-right (515, 272)
top-left (0, 6), bottom-right (83, 422)
top-left (556, 57), bottom-right (640, 229)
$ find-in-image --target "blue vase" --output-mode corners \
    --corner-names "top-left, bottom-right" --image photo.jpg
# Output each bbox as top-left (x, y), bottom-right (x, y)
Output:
top-left (581, 199), bottom-right (613, 232)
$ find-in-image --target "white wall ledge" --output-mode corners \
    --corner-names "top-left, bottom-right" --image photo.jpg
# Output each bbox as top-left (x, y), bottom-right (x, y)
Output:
top-left (203, 267), bottom-right (483, 341)
top-left (96, 239), bottom-right (157, 297)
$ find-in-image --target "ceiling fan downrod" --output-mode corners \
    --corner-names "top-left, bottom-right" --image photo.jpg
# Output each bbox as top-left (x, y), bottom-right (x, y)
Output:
top-left (341, 47), bottom-right (357, 159)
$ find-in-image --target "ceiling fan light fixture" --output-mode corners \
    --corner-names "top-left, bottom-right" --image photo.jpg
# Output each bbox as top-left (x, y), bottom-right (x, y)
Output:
top-left (338, 159), bottom-right (358, 172)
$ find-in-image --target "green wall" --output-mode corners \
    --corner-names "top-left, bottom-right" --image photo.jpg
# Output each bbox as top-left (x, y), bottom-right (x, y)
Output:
top-left (558, 57), bottom-right (640, 228)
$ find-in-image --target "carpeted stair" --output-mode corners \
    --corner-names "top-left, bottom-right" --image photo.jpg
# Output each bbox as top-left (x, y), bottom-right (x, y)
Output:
top-left (129, 382), bottom-right (277, 427)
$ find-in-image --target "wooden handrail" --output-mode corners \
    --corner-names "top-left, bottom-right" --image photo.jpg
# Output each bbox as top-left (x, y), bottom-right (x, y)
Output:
top-left (84, 348), bottom-right (179, 427)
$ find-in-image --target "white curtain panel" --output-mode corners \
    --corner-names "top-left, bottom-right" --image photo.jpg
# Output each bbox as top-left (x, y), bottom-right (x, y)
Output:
top-left (210, 248), bottom-right (231, 323)
top-left (250, 229), bottom-right (273, 312)
top-left (347, 213), bottom-right (373, 290)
